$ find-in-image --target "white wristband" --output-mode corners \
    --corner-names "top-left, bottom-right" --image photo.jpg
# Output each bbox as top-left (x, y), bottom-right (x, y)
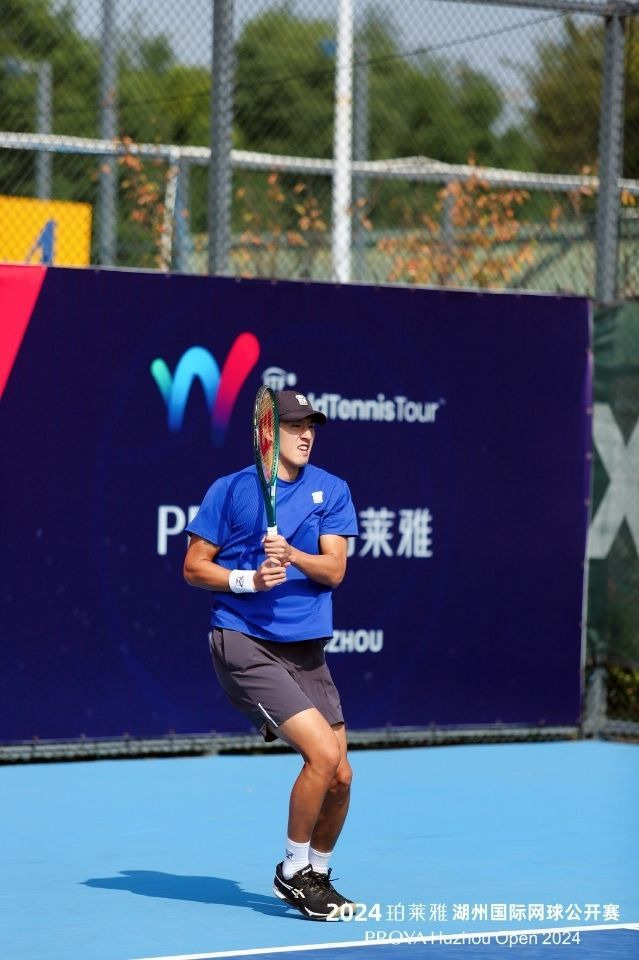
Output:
top-left (229, 569), bottom-right (257, 594)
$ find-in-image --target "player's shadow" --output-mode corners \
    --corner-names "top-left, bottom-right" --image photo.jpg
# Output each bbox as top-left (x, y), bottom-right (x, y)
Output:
top-left (83, 870), bottom-right (299, 919)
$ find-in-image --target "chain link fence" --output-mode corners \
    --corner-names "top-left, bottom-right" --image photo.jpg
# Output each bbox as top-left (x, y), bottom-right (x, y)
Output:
top-left (2, 0), bottom-right (639, 739)
top-left (585, 303), bottom-right (639, 737)
top-left (1, 0), bottom-right (638, 296)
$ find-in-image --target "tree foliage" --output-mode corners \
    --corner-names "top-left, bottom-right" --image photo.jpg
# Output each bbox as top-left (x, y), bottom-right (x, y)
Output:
top-left (0, 1), bottom-right (543, 188)
top-left (377, 173), bottom-right (534, 288)
top-left (527, 16), bottom-right (639, 177)
top-left (234, 8), bottom-right (531, 168)
top-left (3, 0), bottom-right (636, 276)
top-left (234, 10), bottom-right (336, 157)
top-left (1, 0), bottom-right (99, 138)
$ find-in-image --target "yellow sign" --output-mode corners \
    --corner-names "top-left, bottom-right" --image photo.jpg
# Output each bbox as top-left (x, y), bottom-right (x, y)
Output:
top-left (0, 195), bottom-right (92, 266)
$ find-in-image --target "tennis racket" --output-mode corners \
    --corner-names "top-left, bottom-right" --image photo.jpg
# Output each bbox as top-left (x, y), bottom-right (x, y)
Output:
top-left (253, 385), bottom-right (280, 538)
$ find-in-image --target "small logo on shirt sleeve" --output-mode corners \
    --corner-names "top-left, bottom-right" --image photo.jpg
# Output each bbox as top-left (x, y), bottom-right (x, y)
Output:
top-left (312, 491), bottom-right (324, 504)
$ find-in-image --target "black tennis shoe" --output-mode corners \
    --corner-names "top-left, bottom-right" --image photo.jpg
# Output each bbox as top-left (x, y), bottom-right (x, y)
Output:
top-left (273, 862), bottom-right (345, 920)
top-left (311, 867), bottom-right (354, 911)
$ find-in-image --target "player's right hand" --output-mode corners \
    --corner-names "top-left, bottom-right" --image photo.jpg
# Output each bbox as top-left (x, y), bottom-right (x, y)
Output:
top-left (254, 558), bottom-right (287, 591)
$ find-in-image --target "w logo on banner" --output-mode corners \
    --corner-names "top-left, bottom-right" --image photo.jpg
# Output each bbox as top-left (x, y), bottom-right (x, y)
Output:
top-left (151, 332), bottom-right (260, 445)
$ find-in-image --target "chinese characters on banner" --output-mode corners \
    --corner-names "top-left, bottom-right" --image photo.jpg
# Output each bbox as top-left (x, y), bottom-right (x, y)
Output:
top-left (348, 507), bottom-right (434, 558)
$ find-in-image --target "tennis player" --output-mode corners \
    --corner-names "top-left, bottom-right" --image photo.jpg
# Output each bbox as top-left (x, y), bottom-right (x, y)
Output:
top-left (184, 390), bottom-right (359, 920)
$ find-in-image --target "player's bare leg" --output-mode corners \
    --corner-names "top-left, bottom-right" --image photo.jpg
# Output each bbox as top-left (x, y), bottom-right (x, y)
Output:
top-left (273, 711), bottom-right (355, 918)
top-left (310, 722), bottom-right (351, 852)
top-left (278, 707), bottom-right (341, 842)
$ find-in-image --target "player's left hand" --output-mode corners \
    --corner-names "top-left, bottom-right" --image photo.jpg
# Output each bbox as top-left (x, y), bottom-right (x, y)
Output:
top-left (263, 533), bottom-right (294, 566)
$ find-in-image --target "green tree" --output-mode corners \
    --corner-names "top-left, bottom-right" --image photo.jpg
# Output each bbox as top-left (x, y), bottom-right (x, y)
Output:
top-left (527, 16), bottom-right (639, 177)
top-left (119, 59), bottom-right (210, 147)
top-left (234, 7), bottom-right (530, 168)
top-left (234, 9), bottom-right (336, 157)
top-left (0, 1), bottom-right (212, 264)
top-left (351, 13), bottom-right (535, 230)
top-left (0, 0), bottom-right (101, 205)
top-left (0, 0), bottom-right (100, 139)
top-left (384, 61), bottom-right (505, 164)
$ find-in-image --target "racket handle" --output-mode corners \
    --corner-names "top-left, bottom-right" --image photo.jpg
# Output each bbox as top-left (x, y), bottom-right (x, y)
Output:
top-left (265, 524), bottom-right (279, 566)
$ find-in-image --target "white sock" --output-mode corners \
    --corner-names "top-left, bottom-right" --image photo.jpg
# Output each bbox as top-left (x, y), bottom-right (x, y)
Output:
top-left (309, 846), bottom-right (333, 874)
top-left (282, 837), bottom-right (310, 879)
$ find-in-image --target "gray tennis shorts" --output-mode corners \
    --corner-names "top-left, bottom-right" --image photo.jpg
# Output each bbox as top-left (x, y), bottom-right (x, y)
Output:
top-left (209, 628), bottom-right (344, 742)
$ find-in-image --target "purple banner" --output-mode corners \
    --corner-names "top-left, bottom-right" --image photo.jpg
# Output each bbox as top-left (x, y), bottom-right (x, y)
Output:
top-left (0, 266), bottom-right (592, 741)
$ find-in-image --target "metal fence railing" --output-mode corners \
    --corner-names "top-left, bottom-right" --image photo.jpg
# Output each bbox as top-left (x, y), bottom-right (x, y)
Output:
top-left (1, 0), bottom-right (638, 299)
top-left (4, 127), bottom-right (637, 294)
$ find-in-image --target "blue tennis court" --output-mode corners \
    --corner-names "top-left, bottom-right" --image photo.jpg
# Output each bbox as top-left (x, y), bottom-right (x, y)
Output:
top-left (2, 740), bottom-right (637, 960)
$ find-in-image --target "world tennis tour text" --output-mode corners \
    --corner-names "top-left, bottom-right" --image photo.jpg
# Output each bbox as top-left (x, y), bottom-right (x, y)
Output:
top-left (259, 369), bottom-right (446, 425)
top-left (156, 505), bottom-right (434, 558)
top-left (305, 392), bottom-right (443, 424)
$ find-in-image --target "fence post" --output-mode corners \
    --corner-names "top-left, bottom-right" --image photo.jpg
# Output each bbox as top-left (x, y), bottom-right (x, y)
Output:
top-left (594, 12), bottom-right (625, 305)
top-left (175, 158), bottom-right (191, 274)
top-left (35, 61), bottom-right (52, 199)
top-left (352, 37), bottom-right (369, 282)
top-left (208, 0), bottom-right (235, 276)
top-left (332, 0), bottom-right (354, 283)
top-left (582, 665), bottom-right (608, 736)
top-left (99, 0), bottom-right (117, 266)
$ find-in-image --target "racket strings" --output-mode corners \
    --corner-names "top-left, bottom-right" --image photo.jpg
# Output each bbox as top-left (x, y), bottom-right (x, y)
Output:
top-left (257, 394), bottom-right (276, 484)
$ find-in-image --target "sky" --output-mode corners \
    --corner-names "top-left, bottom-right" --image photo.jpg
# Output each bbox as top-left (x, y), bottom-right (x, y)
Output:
top-left (57, 0), bottom-right (590, 71)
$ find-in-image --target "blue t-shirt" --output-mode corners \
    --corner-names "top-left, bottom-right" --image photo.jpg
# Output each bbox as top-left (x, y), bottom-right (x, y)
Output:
top-left (186, 463), bottom-right (358, 642)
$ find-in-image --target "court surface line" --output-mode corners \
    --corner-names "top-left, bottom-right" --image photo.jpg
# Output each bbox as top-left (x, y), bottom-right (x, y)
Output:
top-left (132, 921), bottom-right (639, 960)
